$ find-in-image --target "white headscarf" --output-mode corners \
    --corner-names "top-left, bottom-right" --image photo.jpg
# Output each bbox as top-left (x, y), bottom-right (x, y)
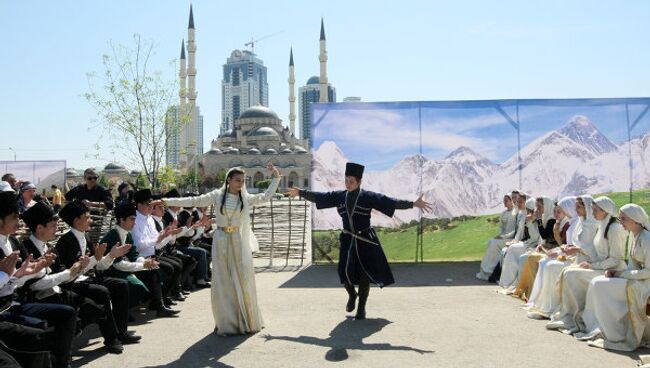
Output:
top-left (558, 196), bottom-right (577, 219)
top-left (557, 196), bottom-right (577, 245)
top-left (539, 196), bottom-right (555, 227)
top-left (525, 197), bottom-right (536, 211)
top-left (579, 195), bottom-right (595, 222)
top-left (593, 196), bottom-right (617, 218)
top-left (0, 181), bottom-right (13, 192)
top-left (620, 204), bottom-right (650, 231)
top-left (220, 167), bottom-right (260, 253)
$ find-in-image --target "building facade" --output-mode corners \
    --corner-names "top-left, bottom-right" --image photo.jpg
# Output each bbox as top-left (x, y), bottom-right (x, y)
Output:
top-left (221, 50), bottom-right (269, 135)
top-left (299, 76), bottom-right (336, 142)
top-left (204, 106), bottom-right (311, 191)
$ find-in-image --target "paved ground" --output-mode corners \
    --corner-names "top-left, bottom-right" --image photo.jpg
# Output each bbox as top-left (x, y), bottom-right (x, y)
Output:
top-left (72, 261), bottom-right (649, 368)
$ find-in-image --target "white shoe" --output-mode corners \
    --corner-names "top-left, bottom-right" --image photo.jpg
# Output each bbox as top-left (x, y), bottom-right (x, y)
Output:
top-left (527, 311), bottom-right (548, 320)
top-left (546, 320), bottom-right (564, 330)
top-left (475, 272), bottom-right (489, 281)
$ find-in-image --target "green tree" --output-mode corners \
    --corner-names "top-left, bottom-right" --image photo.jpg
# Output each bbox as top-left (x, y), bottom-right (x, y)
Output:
top-left (157, 165), bottom-right (177, 188)
top-left (98, 175), bottom-right (109, 188)
top-left (84, 34), bottom-right (188, 191)
top-left (135, 173), bottom-right (151, 189)
top-left (255, 179), bottom-right (271, 190)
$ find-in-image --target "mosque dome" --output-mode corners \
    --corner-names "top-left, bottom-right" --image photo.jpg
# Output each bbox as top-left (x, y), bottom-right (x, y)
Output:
top-left (293, 145), bottom-right (308, 153)
top-left (207, 148), bottom-right (223, 155)
top-left (239, 106), bottom-right (279, 120)
top-left (220, 129), bottom-right (236, 138)
top-left (251, 127), bottom-right (279, 137)
top-left (263, 148), bottom-right (278, 155)
top-left (247, 147), bottom-right (261, 154)
top-left (307, 76), bottom-right (320, 85)
top-left (104, 163), bottom-right (126, 171)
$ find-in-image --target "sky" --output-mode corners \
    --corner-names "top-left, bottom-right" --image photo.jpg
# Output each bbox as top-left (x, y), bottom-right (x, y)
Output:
top-left (1, 0), bottom-right (650, 171)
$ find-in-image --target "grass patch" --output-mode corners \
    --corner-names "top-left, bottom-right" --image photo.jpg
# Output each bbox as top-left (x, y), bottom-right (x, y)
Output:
top-left (312, 189), bottom-right (650, 263)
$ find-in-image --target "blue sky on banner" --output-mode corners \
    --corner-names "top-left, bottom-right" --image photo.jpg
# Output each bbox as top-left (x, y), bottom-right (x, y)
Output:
top-left (312, 99), bottom-right (650, 170)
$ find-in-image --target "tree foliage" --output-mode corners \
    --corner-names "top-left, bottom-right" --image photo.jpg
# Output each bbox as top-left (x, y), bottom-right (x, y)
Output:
top-left (84, 34), bottom-right (183, 191)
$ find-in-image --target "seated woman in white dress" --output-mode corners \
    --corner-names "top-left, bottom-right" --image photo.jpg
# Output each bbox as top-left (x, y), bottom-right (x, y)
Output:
top-left (476, 192), bottom-right (518, 281)
top-left (574, 204), bottom-right (650, 351)
top-left (546, 196), bottom-right (626, 330)
top-left (514, 196), bottom-right (561, 301)
top-left (526, 195), bottom-right (598, 318)
top-left (499, 197), bottom-right (540, 290)
top-left (524, 197), bottom-right (576, 309)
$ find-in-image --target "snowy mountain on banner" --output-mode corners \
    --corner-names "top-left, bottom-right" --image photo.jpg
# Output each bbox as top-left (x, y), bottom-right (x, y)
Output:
top-left (311, 115), bottom-right (649, 229)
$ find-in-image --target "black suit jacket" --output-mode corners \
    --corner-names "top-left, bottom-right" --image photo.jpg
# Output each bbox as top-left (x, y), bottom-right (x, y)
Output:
top-left (55, 231), bottom-right (97, 278)
top-left (0, 236), bottom-right (28, 268)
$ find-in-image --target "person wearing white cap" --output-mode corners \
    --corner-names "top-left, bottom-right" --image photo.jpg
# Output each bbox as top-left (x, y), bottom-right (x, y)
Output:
top-left (476, 192), bottom-right (519, 281)
top-left (527, 195), bottom-right (597, 318)
top-left (573, 204), bottom-right (650, 351)
top-left (546, 196), bottom-right (626, 330)
top-left (499, 196), bottom-right (541, 290)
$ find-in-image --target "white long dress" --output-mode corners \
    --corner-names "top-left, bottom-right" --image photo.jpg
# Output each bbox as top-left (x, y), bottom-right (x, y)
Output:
top-left (577, 229), bottom-right (650, 351)
top-left (527, 216), bottom-right (598, 317)
top-left (499, 219), bottom-right (540, 289)
top-left (477, 207), bottom-right (518, 280)
top-left (165, 176), bottom-right (280, 335)
top-left (526, 217), bottom-right (577, 308)
top-left (547, 217), bottom-right (626, 329)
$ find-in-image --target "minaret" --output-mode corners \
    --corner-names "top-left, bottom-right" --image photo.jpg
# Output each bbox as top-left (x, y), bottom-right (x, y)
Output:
top-left (288, 48), bottom-right (296, 135)
top-left (179, 40), bottom-right (187, 112)
top-left (318, 18), bottom-right (328, 103)
top-left (186, 5), bottom-right (198, 168)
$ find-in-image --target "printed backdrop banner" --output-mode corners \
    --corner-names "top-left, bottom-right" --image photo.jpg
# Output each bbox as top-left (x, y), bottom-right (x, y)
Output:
top-left (310, 98), bottom-right (650, 262)
top-left (0, 160), bottom-right (66, 196)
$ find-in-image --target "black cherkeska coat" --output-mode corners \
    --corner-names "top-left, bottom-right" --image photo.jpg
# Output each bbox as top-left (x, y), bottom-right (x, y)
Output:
top-left (305, 188), bottom-right (404, 287)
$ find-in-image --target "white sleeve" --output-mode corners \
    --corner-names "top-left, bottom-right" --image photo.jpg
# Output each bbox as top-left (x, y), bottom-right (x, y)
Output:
top-left (113, 260), bottom-right (145, 273)
top-left (30, 270), bottom-right (72, 290)
top-left (95, 255), bottom-right (115, 271)
top-left (245, 177), bottom-right (280, 207)
top-left (156, 235), bottom-right (173, 250)
top-left (165, 190), bottom-right (218, 208)
top-left (0, 272), bottom-right (8, 289)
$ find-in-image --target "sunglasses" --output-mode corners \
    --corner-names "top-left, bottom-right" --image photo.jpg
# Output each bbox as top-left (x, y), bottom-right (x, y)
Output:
top-left (86, 176), bottom-right (98, 181)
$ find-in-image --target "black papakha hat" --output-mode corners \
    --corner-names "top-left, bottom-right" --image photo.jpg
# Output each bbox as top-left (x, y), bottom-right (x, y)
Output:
top-left (114, 202), bottom-right (136, 221)
top-left (59, 200), bottom-right (89, 226)
top-left (20, 201), bottom-right (57, 229)
top-left (163, 189), bottom-right (180, 198)
top-left (0, 192), bottom-right (18, 219)
top-left (345, 162), bottom-right (365, 179)
top-left (133, 189), bottom-right (152, 204)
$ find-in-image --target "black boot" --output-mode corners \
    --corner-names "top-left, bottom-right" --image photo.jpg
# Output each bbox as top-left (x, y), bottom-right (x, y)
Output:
top-left (355, 282), bottom-right (369, 320)
top-left (344, 282), bottom-right (357, 312)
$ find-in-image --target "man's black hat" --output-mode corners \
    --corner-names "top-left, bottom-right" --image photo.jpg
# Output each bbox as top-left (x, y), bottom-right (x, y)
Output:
top-left (345, 162), bottom-right (365, 179)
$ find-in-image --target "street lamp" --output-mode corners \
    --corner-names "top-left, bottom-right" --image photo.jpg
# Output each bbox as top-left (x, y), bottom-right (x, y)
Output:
top-left (8, 147), bottom-right (15, 161)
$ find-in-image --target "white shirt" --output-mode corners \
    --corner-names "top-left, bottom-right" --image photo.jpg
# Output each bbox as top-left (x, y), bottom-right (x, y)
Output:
top-left (28, 235), bottom-right (70, 299)
top-left (112, 226), bottom-right (146, 273)
top-left (132, 211), bottom-right (172, 257)
top-left (0, 234), bottom-right (12, 257)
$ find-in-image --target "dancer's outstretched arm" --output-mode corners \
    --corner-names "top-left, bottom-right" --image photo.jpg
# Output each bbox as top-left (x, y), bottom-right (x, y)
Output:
top-left (286, 187), bottom-right (342, 209)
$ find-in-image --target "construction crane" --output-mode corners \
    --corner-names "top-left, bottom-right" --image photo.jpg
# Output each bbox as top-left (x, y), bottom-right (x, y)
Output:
top-left (244, 30), bottom-right (285, 55)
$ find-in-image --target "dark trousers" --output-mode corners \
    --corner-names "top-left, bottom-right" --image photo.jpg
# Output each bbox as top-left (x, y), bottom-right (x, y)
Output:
top-left (177, 245), bottom-right (209, 281)
top-left (1, 303), bottom-right (76, 368)
top-left (136, 270), bottom-right (164, 309)
top-left (156, 257), bottom-right (180, 297)
top-left (39, 289), bottom-right (103, 330)
top-left (63, 277), bottom-right (128, 341)
top-left (169, 251), bottom-right (197, 290)
top-left (0, 321), bottom-right (52, 368)
top-left (159, 255), bottom-right (183, 295)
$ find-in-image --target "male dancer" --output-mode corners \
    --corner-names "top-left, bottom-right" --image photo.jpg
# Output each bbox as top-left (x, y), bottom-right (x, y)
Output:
top-left (287, 162), bottom-right (432, 319)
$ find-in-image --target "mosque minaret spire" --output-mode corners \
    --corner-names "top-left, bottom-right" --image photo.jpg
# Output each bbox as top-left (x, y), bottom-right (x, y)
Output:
top-left (318, 18), bottom-right (329, 103)
top-left (288, 48), bottom-right (296, 135)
